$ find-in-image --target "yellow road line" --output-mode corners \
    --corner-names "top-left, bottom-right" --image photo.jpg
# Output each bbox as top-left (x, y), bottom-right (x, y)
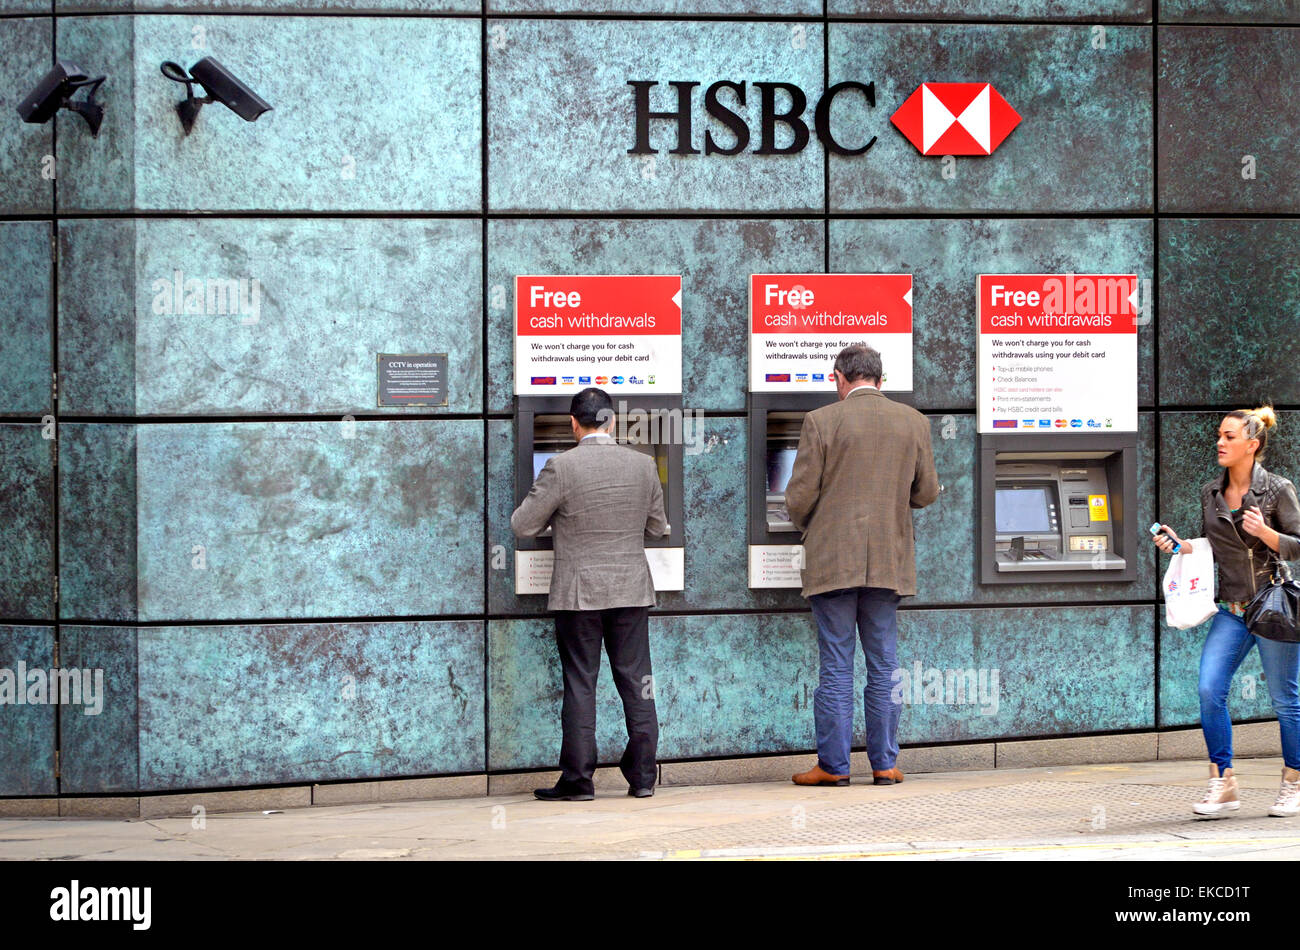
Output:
top-left (653, 837), bottom-right (1300, 861)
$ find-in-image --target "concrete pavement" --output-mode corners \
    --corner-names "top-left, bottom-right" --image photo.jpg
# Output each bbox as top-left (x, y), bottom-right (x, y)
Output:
top-left (3, 756), bottom-right (1300, 860)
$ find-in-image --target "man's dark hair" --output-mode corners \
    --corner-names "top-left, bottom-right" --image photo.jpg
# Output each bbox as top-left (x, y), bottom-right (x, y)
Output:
top-left (570, 387), bottom-right (614, 430)
top-left (833, 344), bottom-right (883, 385)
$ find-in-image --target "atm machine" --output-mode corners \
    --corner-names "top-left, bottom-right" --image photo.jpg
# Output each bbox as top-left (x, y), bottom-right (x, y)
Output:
top-left (978, 434), bottom-right (1136, 583)
top-left (747, 273), bottom-right (916, 588)
top-left (748, 395), bottom-right (838, 587)
top-left (513, 398), bottom-right (684, 594)
top-left (975, 272), bottom-right (1140, 585)
top-left (512, 274), bottom-right (685, 595)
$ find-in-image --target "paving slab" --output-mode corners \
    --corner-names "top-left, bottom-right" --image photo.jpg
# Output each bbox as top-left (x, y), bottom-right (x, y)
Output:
top-left (1, 758), bottom-right (1298, 861)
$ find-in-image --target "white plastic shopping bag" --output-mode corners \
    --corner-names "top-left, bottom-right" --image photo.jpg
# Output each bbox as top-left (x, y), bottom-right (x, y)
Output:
top-left (1164, 538), bottom-right (1217, 629)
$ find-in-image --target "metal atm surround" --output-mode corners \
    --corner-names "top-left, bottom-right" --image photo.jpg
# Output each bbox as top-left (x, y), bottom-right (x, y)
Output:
top-left (514, 394), bottom-right (685, 558)
top-left (748, 392), bottom-right (833, 546)
top-left (978, 431), bottom-right (1137, 585)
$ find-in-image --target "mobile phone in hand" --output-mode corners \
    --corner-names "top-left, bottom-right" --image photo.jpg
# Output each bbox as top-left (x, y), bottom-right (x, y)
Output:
top-left (1149, 522), bottom-right (1181, 553)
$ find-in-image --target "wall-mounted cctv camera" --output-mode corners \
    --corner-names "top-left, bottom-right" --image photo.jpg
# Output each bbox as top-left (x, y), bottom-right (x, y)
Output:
top-left (160, 57), bottom-right (272, 135)
top-left (17, 61), bottom-right (107, 136)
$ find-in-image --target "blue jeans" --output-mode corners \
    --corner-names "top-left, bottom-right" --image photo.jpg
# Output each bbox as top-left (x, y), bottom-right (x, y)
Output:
top-left (808, 586), bottom-right (902, 776)
top-left (1199, 607), bottom-right (1300, 771)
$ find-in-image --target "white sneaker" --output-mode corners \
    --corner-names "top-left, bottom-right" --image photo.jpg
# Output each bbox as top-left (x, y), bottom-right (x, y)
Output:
top-left (1192, 764), bottom-right (1240, 817)
top-left (1268, 768), bottom-right (1300, 817)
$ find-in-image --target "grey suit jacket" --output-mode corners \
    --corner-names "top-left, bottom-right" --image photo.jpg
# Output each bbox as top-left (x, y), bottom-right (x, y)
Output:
top-left (510, 433), bottom-right (669, 611)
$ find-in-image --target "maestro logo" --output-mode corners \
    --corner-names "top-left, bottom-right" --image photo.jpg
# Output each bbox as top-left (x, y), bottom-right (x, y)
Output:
top-left (627, 79), bottom-right (1020, 157)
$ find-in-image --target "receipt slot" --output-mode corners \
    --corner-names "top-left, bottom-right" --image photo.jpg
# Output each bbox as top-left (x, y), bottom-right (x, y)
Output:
top-left (978, 432), bottom-right (1137, 584)
top-left (747, 273), bottom-right (916, 588)
top-left (512, 273), bottom-right (686, 595)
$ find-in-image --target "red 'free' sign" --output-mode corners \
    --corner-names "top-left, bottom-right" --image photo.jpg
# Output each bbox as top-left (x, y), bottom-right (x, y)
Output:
top-left (514, 275), bottom-right (683, 395)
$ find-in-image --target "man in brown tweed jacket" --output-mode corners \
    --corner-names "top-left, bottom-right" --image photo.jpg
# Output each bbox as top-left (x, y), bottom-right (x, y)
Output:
top-left (785, 344), bottom-right (940, 787)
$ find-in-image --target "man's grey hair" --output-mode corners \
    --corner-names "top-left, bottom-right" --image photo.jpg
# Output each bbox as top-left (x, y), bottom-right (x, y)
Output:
top-left (833, 344), bottom-right (883, 384)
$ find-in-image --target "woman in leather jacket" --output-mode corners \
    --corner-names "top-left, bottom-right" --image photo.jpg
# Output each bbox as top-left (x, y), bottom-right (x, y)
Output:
top-left (1155, 407), bottom-right (1300, 818)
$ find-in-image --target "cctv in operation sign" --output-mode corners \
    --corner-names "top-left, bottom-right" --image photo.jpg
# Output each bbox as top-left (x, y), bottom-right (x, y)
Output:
top-left (977, 274), bottom-right (1139, 435)
top-left (749, 274), bottom-right (914, 393)
top-left (514, 275), bottom-right (682, 396)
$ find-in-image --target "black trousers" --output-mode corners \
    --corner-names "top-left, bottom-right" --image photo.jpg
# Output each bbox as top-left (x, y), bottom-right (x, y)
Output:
top-left (553, 605), bottom-right (658, 794)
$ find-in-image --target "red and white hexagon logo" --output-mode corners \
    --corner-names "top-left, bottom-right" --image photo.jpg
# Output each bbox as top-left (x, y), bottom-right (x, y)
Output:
top-left (890, 83), bottom-right (1021, 156)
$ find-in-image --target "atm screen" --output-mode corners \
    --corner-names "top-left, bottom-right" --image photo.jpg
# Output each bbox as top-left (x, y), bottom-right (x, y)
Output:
top-left (767, 446), bottom-right (798, 494)
top-left (533, 450), bottom-right (563, 481)
top-left (996, 487), bottom-right (1054, 534)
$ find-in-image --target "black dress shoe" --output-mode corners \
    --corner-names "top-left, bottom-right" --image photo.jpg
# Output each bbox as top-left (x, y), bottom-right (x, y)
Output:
top-left (534, 785), bottom-right (594, 802)
top-left (627, 787), bottom-right (654, 798)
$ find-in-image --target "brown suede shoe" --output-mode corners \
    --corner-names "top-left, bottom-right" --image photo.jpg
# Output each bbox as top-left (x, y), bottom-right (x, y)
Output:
top-left (872, 767), bottom-right (904, 786)
top-left (792, 764), bottom-right (850, 787)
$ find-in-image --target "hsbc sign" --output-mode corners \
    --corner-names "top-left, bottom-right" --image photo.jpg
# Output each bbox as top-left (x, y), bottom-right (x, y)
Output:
top-left (627, 80), bottom-right (1019, 157)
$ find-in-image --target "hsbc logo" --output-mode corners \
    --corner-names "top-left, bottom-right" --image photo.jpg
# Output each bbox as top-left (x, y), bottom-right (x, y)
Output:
top-left (890, 83), bottom-right (1020, 156)
top-left (627, 80), bottom-right (879, 156)
top-left (628, 80), bottom-right (1019, 157)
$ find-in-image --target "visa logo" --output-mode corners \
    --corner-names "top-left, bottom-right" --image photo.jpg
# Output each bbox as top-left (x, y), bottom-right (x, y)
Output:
top-left (795, 374), bottom-right (809, 382)
top-left (1021, 420), bottom-right (1035, 428)
top-left (561, 376), bottom-right (575, 384)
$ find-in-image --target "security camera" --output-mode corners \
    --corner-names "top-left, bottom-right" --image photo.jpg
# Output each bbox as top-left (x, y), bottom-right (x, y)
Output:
top-left (160, 57), bottom-right (272, 135)
top-left (17, 61), bottom-right (106, 136)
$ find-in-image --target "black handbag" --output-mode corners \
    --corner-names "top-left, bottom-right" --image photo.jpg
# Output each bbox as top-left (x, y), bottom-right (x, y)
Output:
top-left (1245, 560), bottom-right (1300, 643)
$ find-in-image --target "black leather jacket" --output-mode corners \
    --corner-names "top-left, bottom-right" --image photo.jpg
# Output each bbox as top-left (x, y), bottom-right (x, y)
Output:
top-left (1200, 462), bottom-right (1300, 602)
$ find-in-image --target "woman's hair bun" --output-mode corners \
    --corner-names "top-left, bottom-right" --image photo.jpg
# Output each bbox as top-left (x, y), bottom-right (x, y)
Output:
top-left (1251, 406), bottom-right (1278, 430)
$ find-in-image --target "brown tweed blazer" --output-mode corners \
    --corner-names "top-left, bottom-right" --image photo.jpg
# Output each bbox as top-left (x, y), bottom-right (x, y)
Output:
top-left (784, 386), bottom-right (940, 598)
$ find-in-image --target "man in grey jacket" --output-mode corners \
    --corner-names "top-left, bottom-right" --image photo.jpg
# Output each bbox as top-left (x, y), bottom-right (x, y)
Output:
top-left (511, 387), bottom-right (668, 801)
